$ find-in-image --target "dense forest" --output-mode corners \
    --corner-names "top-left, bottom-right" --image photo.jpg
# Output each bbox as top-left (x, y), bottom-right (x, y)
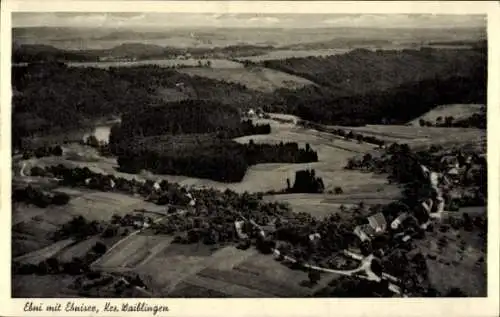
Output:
top-left (263, 48), bottom-right (485, 93)
top-left (115, 136), bottom-right (318, 182)
top-left (112, 100), bottom-right (268, 140)
top-left (269, 71), bottom-right (486, 126)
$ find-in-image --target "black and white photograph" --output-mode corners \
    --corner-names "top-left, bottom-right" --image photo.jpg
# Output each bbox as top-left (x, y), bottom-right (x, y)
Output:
top-left (4, 2), bottom-right (494, 305)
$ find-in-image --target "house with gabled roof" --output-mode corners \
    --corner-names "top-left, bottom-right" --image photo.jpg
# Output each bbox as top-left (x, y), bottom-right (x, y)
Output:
top-left (368, 212), bottom-right (387, 233)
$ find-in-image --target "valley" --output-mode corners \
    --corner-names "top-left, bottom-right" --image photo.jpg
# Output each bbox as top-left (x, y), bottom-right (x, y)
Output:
top-left (10, 20), bottom-right (487, 299)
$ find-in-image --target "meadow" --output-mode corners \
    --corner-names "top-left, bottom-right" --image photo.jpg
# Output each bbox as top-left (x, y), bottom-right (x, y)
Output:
top-left (178, 66), bottom-right (315, 93)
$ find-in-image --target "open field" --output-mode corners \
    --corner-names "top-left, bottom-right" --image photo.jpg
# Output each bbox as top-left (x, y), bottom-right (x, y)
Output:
top-left (407, 104), bottom-right (484, 126)
top-left (178, 66), bottom-right (315, 92)
top-left (132, 242), bottom-right (220, 294)
top-left (263, 189), bottom-right (402, 219)
top-left (236, 48), bottom-right (354, 61)
top-left (133, 244), bottom-right (339, 297)
top-left (68, 59), bottom-right (244, 69)
top-left (330, 124), bottom-right (486, 151)
top-left (93, 233), bottom-right (174, 270)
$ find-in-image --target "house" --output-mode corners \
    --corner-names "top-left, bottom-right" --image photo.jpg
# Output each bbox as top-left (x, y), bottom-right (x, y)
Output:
top-left (153, 181), bottom-right (161, 192)
top-left (308, 233), bottom-right (321, 242)
top-left (354, 213), bottom-right (387, 242)
top-left (234, 220), bottom-right (248, 240)
top-left (354, 225), bottom-right (372, 242)
top-left (440, 155), bottom-right (459, 169)
top-left (367, 212), bottom-right (387, 233)
top-left (391, 213), bottom-right (409, 230)
top-left (186, 192), bottom-right (196, 206)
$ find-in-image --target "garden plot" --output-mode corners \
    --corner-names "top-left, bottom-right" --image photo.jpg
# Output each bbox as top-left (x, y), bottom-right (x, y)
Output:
top-left (415, 228), bottom-right (486, 297)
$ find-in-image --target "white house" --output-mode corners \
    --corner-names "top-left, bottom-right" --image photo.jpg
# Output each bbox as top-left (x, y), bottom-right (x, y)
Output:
top-left (308, 233), bottom-right (321, 242)
top-left (234, 220), bottom-right (248, 240)
top-left (391, 213), bottom-right (409, 230)
top-left (153, 181), bottom-right (161, 192)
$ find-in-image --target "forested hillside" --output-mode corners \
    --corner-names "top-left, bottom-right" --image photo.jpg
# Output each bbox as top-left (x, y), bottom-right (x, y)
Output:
top-left (11, 63), bottom-right (271, 149)
top-left (265, 47), bottom-right (487, 125)
top-left (262, 48), bottom-right (485, 93)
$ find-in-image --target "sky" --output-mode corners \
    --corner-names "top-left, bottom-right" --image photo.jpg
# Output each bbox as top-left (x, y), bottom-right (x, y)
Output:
top-left (12, 13), bottom-right (486, 29)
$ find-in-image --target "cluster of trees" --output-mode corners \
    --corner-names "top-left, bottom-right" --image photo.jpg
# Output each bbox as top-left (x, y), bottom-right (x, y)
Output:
top-left (419, 116), bottom-right (456, 127)
top-left (52, 215), bottom-right (103, 241)
top-left (313, 276), bottom-right (395, 297)
top-left (286, 169), bottom-right (325, 194)
top-left (22, 145), bottom-right (63, 159)
top-left (12, 185), bottom-right (71, 208)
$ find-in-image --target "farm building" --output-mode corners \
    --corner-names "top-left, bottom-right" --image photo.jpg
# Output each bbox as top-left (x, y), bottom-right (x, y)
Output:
top-left (354, 213), bottom-right (388, 242)
top-left (367, 212), bottom-right (387, 233)
top-left (354, 225), bottom-right (374, 242)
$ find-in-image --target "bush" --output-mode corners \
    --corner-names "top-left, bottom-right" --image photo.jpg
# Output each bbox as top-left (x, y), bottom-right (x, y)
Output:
top-left (51, 192), bottom-right (71, 205)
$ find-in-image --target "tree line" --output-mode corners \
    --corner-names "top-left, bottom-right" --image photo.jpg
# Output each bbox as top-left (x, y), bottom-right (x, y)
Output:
top-left (12, 185), bottom-right (71, 208)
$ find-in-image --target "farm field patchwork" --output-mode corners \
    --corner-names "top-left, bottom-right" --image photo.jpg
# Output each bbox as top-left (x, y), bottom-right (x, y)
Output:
top-left (93, 233), bottom-right (174, 270)
top-left (11, 187), bottom-right (166, 258)
top-left (68, 58), bottom-right (244, 69)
